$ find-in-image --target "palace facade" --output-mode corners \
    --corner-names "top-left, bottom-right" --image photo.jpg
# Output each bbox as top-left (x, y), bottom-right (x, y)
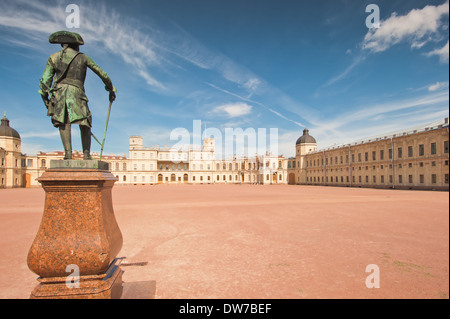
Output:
top-left (287, 118), bottom-right (449, 191)
top-left (1, 113), bottom-right (448, 190)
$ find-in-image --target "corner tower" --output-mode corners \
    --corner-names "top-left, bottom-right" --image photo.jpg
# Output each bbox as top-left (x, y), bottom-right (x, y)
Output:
top-left (295, 128), bottom-right (317, 184)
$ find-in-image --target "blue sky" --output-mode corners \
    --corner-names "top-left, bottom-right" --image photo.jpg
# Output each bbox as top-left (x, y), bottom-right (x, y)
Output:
top-left (0, 0), bottom-right (448, 158)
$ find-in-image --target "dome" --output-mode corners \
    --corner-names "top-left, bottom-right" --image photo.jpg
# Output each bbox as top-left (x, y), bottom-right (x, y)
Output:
top-left (296, 128), bottom-right (316, 145)
top-left (0, 115), bottom-right (20, 139)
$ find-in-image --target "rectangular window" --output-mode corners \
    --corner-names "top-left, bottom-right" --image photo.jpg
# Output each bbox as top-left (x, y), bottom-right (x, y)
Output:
top-left (408, 146), bottom-right (413, 157)
top-left (372, 151), bottom-right (376, 161)
top-left (409, 175), bottom-right (413, 184)
top-left (358, 153), bottom-right (361, 162)
top-left (398, 147), bottom-right (403, 158)
top-left (419, 144), bottom-right (424, 156)
top-left (420, 175), bottom-right (424, 184)
top-left (381, 175), bottom-right (384, 183)
top-left (365, 152), bottom-right (368, 161)
top-left (389, 175), bottom-right (393, 183)
top-left (431, 174), bottom-right (437, 184)
top-left (388, 149), bottom-right (392, 159)
top-left (398, 175), bottom-right (403, 184)
top-left (431, 142), bottom-right (436, 155)
top-left (444, 141), bottom-right (449, 153)
top-left (445, 174), bottom-right (449, 184)
top-left (380, 150), bottom-right (384, 160)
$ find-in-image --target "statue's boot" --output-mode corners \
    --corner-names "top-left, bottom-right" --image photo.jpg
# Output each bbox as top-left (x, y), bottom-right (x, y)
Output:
top-left (59, 123), bottom-right (72, 160)
top-left (80, 125), bottom-right (92, 160)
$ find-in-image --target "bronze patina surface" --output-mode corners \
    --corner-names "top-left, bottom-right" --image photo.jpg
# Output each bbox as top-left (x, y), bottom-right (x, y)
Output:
top-left (39, 31), bottom-right (117, 160)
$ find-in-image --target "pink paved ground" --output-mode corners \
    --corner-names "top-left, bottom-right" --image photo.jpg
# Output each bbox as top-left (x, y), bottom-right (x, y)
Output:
top-left (0, 184), bottom-right (448, 299)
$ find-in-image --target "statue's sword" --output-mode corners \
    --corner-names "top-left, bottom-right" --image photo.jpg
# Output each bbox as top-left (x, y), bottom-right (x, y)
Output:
top-left (91, 100), bottom-right (113, 161)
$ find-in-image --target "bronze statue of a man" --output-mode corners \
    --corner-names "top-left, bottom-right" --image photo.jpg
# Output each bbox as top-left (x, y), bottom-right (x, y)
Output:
top-left (39, 31), bottom-right (117, 160)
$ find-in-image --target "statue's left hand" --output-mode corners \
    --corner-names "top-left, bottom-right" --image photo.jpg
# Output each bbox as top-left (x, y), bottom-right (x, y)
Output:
top-left (109, 90), bottom-right (116, 103)
top-left (108, 86), bottom-right (117, 103)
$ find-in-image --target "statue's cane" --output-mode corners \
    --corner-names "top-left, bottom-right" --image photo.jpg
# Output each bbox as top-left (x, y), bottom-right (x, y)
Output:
top-left (91, 99), bottom-right (113, 161)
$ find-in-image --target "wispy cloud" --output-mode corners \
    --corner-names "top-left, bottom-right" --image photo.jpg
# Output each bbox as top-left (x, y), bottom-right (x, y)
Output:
top-left (0, 0), bottom-right (168, 91)
top-left (20, 131), bottom-right (60, 139)
top-left (426, 39), bottom-right (449, 63)
top-left (324, 53), bottom-right (367, 87)
top-left (428, 81), bottom-right (449, 91)
top-left (206, 82), bottom-right (305, 127)
top-left (308, 88), bottom-right (449, 149)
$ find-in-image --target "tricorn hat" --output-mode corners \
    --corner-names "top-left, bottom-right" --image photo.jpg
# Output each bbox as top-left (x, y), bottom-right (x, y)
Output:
top-left (49, 31), bottom-right (84, 45)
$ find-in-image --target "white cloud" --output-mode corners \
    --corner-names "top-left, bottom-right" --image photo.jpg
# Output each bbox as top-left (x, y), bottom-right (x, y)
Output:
top-left (426, 40), bottom-right (449, 63)
top-left (362, 1), bottom-right (449, 53)
top-left (213, 102), bottom-right (253, 118)
top-left (428, 81), bottom-right (449, 91)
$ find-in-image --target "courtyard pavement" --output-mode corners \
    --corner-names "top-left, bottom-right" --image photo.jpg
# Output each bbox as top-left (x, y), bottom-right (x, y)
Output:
top-left (0, 184), bottom-right (448, 299)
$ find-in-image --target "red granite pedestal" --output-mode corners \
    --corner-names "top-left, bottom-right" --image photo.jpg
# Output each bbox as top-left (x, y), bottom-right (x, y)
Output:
top-left (27, 162), bottom-right (123, 299)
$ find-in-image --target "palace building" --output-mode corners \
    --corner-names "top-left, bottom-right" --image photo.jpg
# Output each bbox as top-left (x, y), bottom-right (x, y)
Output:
top-left (1, 113), bottom-right (448, 190)
top-left (287, 118), bottom-right (449, 191)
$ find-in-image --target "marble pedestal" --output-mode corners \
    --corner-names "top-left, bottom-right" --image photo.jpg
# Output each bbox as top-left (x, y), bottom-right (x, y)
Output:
top-left (27, 160), bottom-right (123, 299)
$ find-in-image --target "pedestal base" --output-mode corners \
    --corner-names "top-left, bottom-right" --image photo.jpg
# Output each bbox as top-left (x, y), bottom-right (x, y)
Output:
top-left (27, 162), bottom-right (123, 299)
top-left (30, 259), bottom-right (123, 299)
